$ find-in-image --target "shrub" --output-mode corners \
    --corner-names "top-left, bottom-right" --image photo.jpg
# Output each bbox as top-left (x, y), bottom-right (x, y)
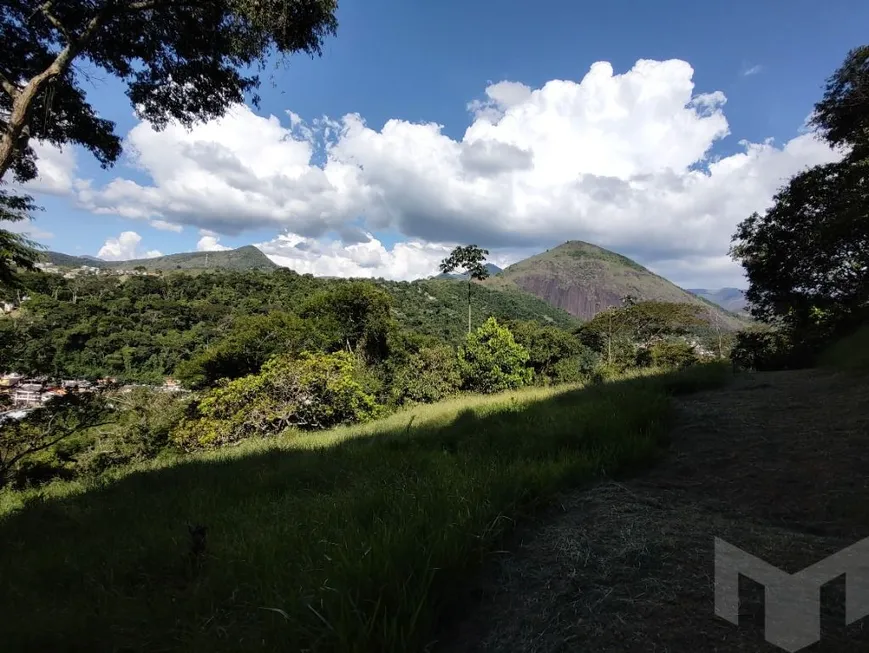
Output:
top-left (106, 388), bottom-right (192, 459)
top-left (649, 340), bottom-right (699, 369)
top-left (390, 345), bottom-right (462, 404)
top-left (731, 328), bottom-right (812, 371)
top-left (0, 392), bottom-right (111, 489)
top-left (549, 349), bottom-right (598, 385)
top-left (172, 352), bottom-right (379, 450)
top-left (458, 318), bottom-right (532, 393)
top-left (506, 319), bottom-right (595, 384)
top-left (175, 312), bottom-right (317, 388)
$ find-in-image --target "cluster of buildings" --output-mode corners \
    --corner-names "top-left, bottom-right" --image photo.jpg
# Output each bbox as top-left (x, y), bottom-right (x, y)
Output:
top-left (34, 263), bottom-right (160, 279)
top-left (0, 373), bottom-right (189, 423)
top-left (0, 374), bottom-right (99, 409)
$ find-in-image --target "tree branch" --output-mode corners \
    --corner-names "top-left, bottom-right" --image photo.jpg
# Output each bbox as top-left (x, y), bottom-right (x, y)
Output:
top-left (37, 1), bottom-right (71, 42)
top-left (1, 419), bottom-right (114, 476)
top-left (0, 72), bottom-right (19, 100)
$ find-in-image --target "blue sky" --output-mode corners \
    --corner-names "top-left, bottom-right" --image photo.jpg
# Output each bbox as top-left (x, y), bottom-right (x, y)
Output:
top-left (19, 0), bottom-right (865, 286)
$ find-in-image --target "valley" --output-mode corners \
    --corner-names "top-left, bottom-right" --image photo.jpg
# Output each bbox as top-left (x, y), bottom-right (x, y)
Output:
top-left (1, 3), bottom-right (866, 652)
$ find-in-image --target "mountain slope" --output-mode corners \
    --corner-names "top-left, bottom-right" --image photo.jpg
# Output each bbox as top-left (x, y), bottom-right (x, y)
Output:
top-left (41, 251), bottom-right (111, 268)
top-left (42, 246), bottom-right (278, 272)
top-left (686, 288), bottom-right (748, 313)
top-left (485, 241), bottom-right (744, 328)
top-left (435, 263), bottom-right (503, 280)
top-left (383, 277), bottom-right (578, 341)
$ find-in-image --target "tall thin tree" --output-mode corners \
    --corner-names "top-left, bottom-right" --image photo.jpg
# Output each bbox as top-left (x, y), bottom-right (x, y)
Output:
top-left (439, 245), bottom-right (491, 334)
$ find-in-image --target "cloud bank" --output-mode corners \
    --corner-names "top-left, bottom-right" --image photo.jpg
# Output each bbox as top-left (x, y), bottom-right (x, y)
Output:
top-left (49, 58), bottom-right (843, 286)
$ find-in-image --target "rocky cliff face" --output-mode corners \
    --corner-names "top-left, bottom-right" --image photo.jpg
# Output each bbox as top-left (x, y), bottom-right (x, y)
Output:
top-left (485, 241), bottom-right (745, 328)
top-left (509, 274), bottom-right (626, 321)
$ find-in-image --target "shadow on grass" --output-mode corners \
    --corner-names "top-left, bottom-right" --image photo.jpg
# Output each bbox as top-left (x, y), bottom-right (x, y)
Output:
top-left (0, 363), bottom-right (729, 653)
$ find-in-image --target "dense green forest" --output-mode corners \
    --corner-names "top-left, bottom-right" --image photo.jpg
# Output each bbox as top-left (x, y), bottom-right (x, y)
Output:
top-left (0, 260), bottom-right (721, 490)
top-left (0, 268), bottom-right (577, 384)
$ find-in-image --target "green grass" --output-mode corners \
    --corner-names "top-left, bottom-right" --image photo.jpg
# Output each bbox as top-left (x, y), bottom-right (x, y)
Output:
top-left (818, 324), bottom-right (869, 372)
top-left (0, 364), bottom-right (729, 652)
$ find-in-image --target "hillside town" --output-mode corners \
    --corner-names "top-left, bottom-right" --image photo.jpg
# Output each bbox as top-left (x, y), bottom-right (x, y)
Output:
top-left (0, 373), bottom-right (188, 422)
top-left (33, 262), bottom-right (162, 278)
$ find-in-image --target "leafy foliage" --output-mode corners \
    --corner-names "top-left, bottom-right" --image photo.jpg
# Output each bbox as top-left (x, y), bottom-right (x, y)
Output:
top-left (440, 244), bottom-right (491, 334)
top-left (299, 281), bottom-right (395, 364)
top-left (458, 317), bottom-right (532, 393)
top-left (811, 45), bottom-right (869, 155)
top-left (647, 340), bottom-right (698, 369)
top-left (389, 344), bottom-right (462, 405)
top-left (1, 269), bottom-right (574, 383)
top-left (0, 391), bottom-right (110, 488)
top-left (1, 0), bottom-right (338, 182)
top-left (731, 44), bottom-right (869, 360)
top-left (0, 189), bottom-right (42, 287)
top-left (173, 352), bottom-right (379, 450)
top-left (732, 162), bottom-right (869, 335)
top-left (175, 311), bottom-right (325, 388)
top-left (578, 300), bottom-right (705, 370)
top-left (506, 319), bottom-right (595, 383)
top-left (730, 328), bottom-right (803, 372)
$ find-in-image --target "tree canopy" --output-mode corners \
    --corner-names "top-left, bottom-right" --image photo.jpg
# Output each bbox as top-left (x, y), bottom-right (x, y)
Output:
top-left (0, 0), bottom-right (339, 286)
top-left (0, 189), bottom-right (41, 286)
top-left (439, 244), bottom-right (491, 334)
top-left (811, 45), bottom-right (869, 155)
top-left (731, 44), bottom-right (869, 342)
top-left (0, 0), bottom-right (339, 183)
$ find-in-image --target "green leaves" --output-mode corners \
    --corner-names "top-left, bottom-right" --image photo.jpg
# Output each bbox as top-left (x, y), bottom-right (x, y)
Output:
top-left (172, 351), bottom-right (379, 449)
top-left (811, 45), bottom-right (869, 155)
top-left (1, 0), bottom-right (339, 183)
top-left (458, 318), bottom-right (532, 393)
top-left (731, 46), bottom-right (869, 347)
top-left (439, 245), bottom-right (491, 281)
top-left (0, 391), bottom-right (111, 487)
top-left (0, 189), bottom-right (42, 288)
top-left (390, 345), bottom-right (462, 405)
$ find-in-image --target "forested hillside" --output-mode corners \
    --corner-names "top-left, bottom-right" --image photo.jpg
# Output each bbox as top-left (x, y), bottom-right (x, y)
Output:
top-left (0, 268), bottom-right (577, 383)
top-left (40, 245), bottom-right (278, 272)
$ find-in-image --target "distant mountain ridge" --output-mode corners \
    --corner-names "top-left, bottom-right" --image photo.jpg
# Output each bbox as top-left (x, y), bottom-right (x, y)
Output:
top-left (40, 242), bottom-right (747, 328)
top-left (686, 288), bottom-right (748, 313)
top-left (435, 263), bottom-right (503, 280)
top-left (484, 241), bottom-right (746, 329)
top-left (41, 246), bottom-right (278, 272)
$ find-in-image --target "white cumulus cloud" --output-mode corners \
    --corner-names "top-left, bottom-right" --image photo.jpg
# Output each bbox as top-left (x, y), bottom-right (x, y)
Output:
top-left (23, 141), bottom-right (77, 195)
top-left (258, 233), bottom-right (463, 280)
top-left (77, 58), bottom-right (842, 286)
top-left (97, 231), bottom-right (162, 261)
top-left (150, 220), bottom-right (183, 232)
top-left (197, 234), bottom-right (231, 251)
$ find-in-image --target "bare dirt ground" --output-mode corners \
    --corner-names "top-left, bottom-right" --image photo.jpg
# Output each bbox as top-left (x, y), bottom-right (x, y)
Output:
top-left (437, 369), bottom-right (869, 652)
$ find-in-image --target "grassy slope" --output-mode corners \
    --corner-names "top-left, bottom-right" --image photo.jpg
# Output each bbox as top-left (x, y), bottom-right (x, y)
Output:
top-left (0, 365), bottom-right (728, 653)
top-left (486, 241), bottom-right (747, 329)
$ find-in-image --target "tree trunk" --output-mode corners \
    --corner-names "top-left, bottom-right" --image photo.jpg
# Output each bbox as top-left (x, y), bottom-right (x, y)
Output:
top-left (0, 11), bottom-right (103, 182)
top-left (0, 68), bottom-right (61, 181)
